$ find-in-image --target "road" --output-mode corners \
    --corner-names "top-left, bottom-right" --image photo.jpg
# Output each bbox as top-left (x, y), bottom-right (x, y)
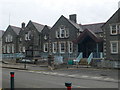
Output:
top-left (2, 68), bottom-right (118, 88)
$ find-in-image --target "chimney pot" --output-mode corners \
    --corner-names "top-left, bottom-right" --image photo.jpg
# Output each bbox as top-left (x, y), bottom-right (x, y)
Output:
top-left (21, 22), bottom-right (25, 29)
top-left (118, 1), bottom-right (120, 9)
top-left (69, 14), bottom-right (77, 23)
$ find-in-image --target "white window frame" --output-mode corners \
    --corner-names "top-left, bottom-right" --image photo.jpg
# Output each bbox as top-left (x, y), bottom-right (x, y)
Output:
top-left (25, 32), bottom-right (31, 41)
top-left (7, 44), bottom-right (10, 53)
top-left (110, 41), bottom-right (118, 54)
top-left (44, 35), bottom-right (47, 40)
top-left (19, 38), bottom-right (22, 42)
top-left (44, 43), bottom-right (48, 52)
top-left (19, 45), bottom-right (22, 53)
top-left (52, 42), bottom-right (57, 53)
top-left (3, 45), bottom-right (6, 53)
top-left (59, 42), bottom-right (65, 53)
top-left (10, 35), bottom-right (13, 42)
top-left (110, 24), bottom-right (118, 35)
top-left (56, 30), bottom-right (60, 38)
top-left (23, 46), bottom-right (25, 52)
top-left (27, 32), bottom-right (31, 40)
top-left (6, 35), bottom-right (13, 42)
top-left (11, 44), bottom-right (14, 53)
top-left (68, 41), bottom-right (73, 53)
top-left (5, 36), bottom-right (8, 42)
top-left (65, 29), bottom-right (69, 38)
top-left (8, 35), bottom-right (10, 42)
top-left (25, 33), bottom-right (28, 40)
top-left (60, 28), bottom-right (65, 38)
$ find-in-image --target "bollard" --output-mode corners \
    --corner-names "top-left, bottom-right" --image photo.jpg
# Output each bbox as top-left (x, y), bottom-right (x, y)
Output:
top-left (65, 82), bottom-right (72, 90)
top-left (10, 72), bottom-right (15, 90)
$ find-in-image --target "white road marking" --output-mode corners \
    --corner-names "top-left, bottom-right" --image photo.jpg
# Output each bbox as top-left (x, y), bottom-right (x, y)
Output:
top-left (68, 74), bottom-right (76, 77)
top-left (91, 76), bottom-right (102, 79)
top-left (72, 85), bottom-right (89, 88)
top-left (103, 78), bottom-right (115, 81)
top-left (42, 72), bottom-right (50, 74)
top-left (20, 70), bottom-right (117, 82)
top-left (57, 73), bottom-right (66, 76)
top-left (28, 71), bottom-right (35, 73)
top-left (36, 71), bottom-right (42, 73)
top-left (81, 75), bottom-right (89, 78)
top-left (50, 72), bottom-right (58, 75)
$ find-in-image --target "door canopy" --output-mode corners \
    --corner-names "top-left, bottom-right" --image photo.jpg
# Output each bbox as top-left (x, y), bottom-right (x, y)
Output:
top-left (73, 29), bottom-right (103, 44)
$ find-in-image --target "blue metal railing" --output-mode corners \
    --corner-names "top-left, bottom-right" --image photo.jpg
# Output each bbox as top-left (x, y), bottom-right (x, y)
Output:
top-left (87, 53), bottom-right (93, 64)
top-left (74, 52), bottom-right (83, 62)
top-left (87, 52), bottom-right (103, 64)
top-left (93, 52), bottom-right (103, 58)
top-left (2, 53), bottom-right (25, 59)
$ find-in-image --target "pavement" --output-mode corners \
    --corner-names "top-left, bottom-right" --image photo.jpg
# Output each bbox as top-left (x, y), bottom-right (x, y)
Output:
top-left (1, 61), bottom-right (119, 83)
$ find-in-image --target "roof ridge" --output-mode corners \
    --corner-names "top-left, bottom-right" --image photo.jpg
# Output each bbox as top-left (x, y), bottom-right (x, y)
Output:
top-left (9, 25), bottom-right (21, 29)
top-left (31, 21), bottom-right (45, 26)
top-left (82, 22), bottom-right (105, 26)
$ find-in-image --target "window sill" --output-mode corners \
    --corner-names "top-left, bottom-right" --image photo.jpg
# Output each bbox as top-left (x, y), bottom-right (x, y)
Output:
top-left (110, 34), bottom-right (118, 36)
top-left (111, 53), bottom-right (118, 55)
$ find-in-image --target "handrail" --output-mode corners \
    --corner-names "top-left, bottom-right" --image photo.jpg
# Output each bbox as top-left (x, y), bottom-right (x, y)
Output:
top-left (87, 52), bottom-right (93, 64)
top-left (74, 52), bottom-right (83, 62)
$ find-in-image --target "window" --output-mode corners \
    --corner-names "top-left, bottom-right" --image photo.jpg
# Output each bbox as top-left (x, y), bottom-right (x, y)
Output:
top-left (25, 32), bottom-right (31, 41)
top-left (19, 45), bottom-right (22, 53)
top-left (68, 42), bottom-right (73, 53)
top-left (44, 35), bottom-right (47, 40)
top-left (65, 29), bottom-right (69, 38)
top-left (5, 35), bottom-right (13, 42)
top-left (110, 24), bottom-right (119, 35)
top-left (11, 44), bottom-right (14, 53)
top-left (3, 45), bottom-right (6, 53)
top-left (59, 42), bottom-right (65, 53)
top-left (44, 43), bottom-right (48, 52)
top-left (7, 44), bottom-right (10, 53)
top-left (19, 38), bottom-right (22, 42)
top-left (110, 41), bottom-right (118, 54)
top-left (5, 37), bottom-right (8, 42)
top-left (77, 32), bottom-right (80, 37)
top-left (56, 30), bottom-right (60, 38)
top-left (23, 46), bottom-right (25, 52)
top-left (52, 42), bottom-right (57, 53)
top-left (56, 26), bottom-right (69, 38)
top-left (60, 28), bottom-right (65, 38)
top-left (10, 35), bottom-right (13, 42)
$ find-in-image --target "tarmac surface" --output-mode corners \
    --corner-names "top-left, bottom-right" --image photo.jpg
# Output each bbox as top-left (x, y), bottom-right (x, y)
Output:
top-left (1, 61), bottom-right (119, 83)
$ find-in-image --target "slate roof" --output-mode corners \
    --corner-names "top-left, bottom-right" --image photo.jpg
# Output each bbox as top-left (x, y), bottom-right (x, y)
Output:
top-left (73, 29), bottom-right (103, 44)
top-left (0, 30), bottom-right (4, 37)
top-left (31, 21), bottom-right (45, 32)
top-left (60, 15), bottom-right (83, 31)
top-left (82, 23), bottom-right (105, 33)
top-left (102, 8), bottom-right (120, 28)
top-left (67, 18), bottom-right (83, 31)
top-left (10, 25), bottom-right (21, 35)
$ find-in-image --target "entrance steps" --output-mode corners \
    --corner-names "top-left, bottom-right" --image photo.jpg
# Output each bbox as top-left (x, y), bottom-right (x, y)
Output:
top-left (79, 58), bottom-right (88, 65)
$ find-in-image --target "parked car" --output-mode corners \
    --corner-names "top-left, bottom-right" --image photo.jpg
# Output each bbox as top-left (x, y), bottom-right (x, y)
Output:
top-left (18, 59), bottom-right (34, 64)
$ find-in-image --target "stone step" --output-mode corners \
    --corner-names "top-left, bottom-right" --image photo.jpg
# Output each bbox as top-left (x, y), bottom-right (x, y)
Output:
top-left (79, 58), bottom-right (88, 65)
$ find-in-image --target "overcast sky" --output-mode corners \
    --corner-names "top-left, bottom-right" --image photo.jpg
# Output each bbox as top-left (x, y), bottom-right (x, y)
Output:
top-left (0, 0), bottom-right (120, 30)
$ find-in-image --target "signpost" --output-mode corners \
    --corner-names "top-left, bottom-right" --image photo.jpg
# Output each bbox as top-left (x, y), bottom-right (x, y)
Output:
top-left (10, 72), bottom-right (15, 90)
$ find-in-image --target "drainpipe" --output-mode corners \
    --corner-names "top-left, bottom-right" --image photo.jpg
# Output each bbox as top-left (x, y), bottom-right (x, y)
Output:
top-left (96, 43), bottom-right (99, 58)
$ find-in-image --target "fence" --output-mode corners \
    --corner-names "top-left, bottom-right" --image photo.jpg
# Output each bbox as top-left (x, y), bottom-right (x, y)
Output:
top-left (2, 53), bottom-right (25, 59)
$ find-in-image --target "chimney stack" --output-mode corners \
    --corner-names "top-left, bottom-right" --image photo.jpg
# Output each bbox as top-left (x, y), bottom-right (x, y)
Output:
top-left (69, 14), bottom-right (77, 23)
top-left (118, 1), bottom-right (120, 9)
top-left (21, 22), bottom-right (25, 29)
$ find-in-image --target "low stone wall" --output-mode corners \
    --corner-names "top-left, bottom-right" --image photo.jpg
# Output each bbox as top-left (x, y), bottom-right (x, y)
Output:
top-left (91, 58), bottom-right (120, 69)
